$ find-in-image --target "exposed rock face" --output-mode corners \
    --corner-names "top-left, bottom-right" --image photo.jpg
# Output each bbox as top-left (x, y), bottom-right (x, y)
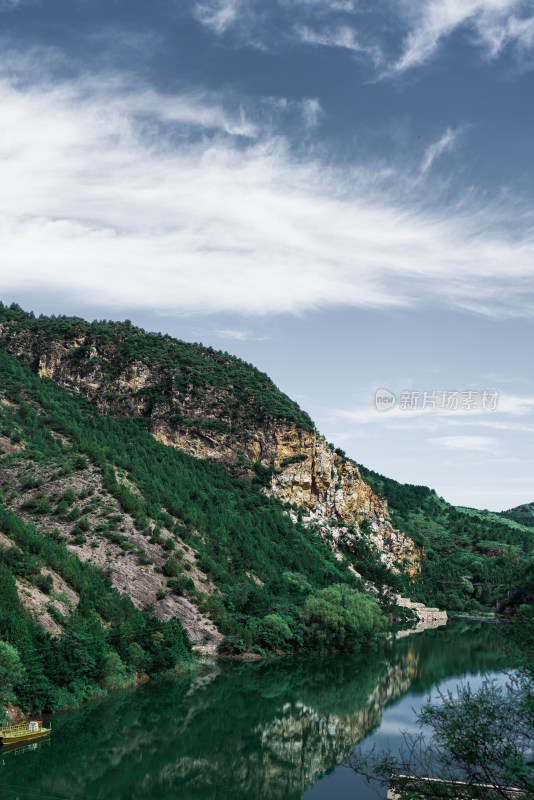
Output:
top-left (0, 324), bottom-right (420, 577)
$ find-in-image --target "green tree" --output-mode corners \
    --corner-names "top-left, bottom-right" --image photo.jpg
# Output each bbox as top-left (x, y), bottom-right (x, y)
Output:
top-left (300, 584), bottom-right (385, 652)
top-left (102, 652), bottom-right (132, 689)
top-left (0, 641), bottom-right (25, 721)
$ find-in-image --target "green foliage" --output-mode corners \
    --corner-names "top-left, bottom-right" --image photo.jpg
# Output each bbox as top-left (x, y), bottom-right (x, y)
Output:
top-left (0, 346), bottom-right (362, 656)
top-left (103, 652), bottom-right (133, 690)
top-left (0, 304), bottom-right (314, 432)
top-left (300, 584), bottom-right (386, 653)
top-left (168, 574), bottom-right (195, 596)
top-left (357, 463), bottom-right (534, 612)
top-left (259, 614), bottom-right (293, 650)
top-left (162, 556), bottom-right (180, 578)
top-left (0, 640), bottom-right (25, 712)
top-left (280, 454), bottom-right (308, 468)
top-left (0, 503), bottom-right (191, 715)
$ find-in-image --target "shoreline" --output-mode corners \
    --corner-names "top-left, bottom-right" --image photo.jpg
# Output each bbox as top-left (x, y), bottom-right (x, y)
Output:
top-left (4, 615), bottom-right (461, 723)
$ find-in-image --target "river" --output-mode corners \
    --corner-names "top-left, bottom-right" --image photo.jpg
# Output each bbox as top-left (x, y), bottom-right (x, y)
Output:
top-left (0, 620), bottom-right (509, 800)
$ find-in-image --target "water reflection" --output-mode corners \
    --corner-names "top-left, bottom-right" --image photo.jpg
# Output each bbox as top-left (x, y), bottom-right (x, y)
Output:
top-left (0, 621), bottom-right (507, 800)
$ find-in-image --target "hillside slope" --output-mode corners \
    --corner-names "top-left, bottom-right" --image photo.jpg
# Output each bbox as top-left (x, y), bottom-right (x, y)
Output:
top-left (499, 502), bottom-right (534, 528)
top-left (357, 464), bottom-right (533, 612)
top-left (0, 305), bottom-right (420, 579)
top-left (0, 327), bottom-right (406, 667)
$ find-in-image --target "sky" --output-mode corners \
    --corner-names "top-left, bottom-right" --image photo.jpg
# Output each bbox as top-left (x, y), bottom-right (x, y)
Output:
top-left (2, 0), bottom-right (534, 511)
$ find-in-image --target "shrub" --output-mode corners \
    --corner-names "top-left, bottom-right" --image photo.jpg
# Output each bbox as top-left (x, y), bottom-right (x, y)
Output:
top-left (61, 488), bottom-right (77, 505)
top-left (217, 635), bottom-right (246, 655)
top-left (35, 573), bottom-right (54, 595)
top-left (162, 556), bottom-right (180, 578)
top-left (168, 574), bottom-right (194, 595)
top-left (300, 585), bottom-right (385, 653)
top-left (21, 495), bottom-right (51, 515)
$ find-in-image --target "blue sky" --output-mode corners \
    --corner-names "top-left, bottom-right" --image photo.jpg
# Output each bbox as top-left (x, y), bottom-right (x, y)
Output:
top-left (2, 0), bottom-right (534, 510)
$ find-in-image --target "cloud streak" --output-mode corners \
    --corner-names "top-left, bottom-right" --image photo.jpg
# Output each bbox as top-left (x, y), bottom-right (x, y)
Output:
top-left (2, 56), bottom-right (534, 318)
top-left (392, 0), bottom-right (534, 74)
top-left (420, 126), bottom-right (463, 174)
top-left (189, 0), bottom-right (534, 76)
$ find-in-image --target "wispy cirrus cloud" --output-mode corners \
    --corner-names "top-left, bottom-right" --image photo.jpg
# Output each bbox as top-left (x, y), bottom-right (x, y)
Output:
top-left (189, 0), bottom-right (534, 76)
top-left (0, 0), bottom-right (27, 9)
top-left (296, 24), bottom-right (383, 64)
top-left (2, 51), bottom-right (534, 319)
top-left (190, 0), bottom-right (377, 56)
top-left (392, 0), bottom-right (534, 74)
top-left (192, 327), bottom-right (269, 342)
top-left (420, 126), bottom-right (465, 174)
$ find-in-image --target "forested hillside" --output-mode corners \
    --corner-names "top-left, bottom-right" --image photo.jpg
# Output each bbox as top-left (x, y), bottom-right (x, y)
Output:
top-left (357, 464), bottom-right (533, 612)
top-left (499, 501), bottom-right (534, 528)
top-left (0, 336), bottom-right (389, 717)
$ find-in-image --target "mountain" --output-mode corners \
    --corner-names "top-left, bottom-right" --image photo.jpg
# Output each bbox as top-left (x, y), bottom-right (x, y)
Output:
top-left (0, 304), bottom-right (418, 578)
top-left (0, 302), bottom-right (531, 716)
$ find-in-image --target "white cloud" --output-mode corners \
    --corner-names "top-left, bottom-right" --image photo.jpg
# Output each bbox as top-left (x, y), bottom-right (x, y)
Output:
top-left (191, 0), bottom-right (379, 56)
top-left (428, 435), bottom-right (499, 452)
top-left (190, 0), bottom-right (534, 74)
top-left (296, 24), bottom-right (383, 64)
top-left (300, 98), bottom-right (323, 128)
top-left (393, 0), bottom-right (534, 74)
top-left (192, 328), bottom-right (269, 342)
top-left (2, 57), bottom-right (534, 318)
top-left (420, 126), bottom-right (463, 174)
top-left (193, 0), bottom-right (244, 35)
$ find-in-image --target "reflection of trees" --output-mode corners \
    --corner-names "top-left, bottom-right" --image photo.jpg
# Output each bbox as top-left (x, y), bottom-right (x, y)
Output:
top-left (0, 622), bottom-right (508, 800)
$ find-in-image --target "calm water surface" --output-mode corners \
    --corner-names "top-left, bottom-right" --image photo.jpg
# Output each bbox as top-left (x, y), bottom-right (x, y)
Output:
top-left (0, 621), bottom-right (509, 800)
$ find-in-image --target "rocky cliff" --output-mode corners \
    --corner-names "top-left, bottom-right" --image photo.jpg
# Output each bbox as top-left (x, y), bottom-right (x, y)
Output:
top-left (0, 314), bottom-right (420, 578)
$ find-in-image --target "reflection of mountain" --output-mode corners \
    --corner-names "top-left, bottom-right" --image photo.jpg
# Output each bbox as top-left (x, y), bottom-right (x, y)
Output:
top-left (251, 653), bottom-right (420, 799)
top-left (0, 623), bottom-right (508, 800)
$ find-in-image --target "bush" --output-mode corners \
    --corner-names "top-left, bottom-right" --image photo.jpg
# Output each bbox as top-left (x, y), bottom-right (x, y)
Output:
top-left (300, 585), bottom-right (385, 653)
top-left (21, 495), bottom-right (51, 515)
top-left (61, 488), bottom-right (77, 505)
top-left (0, 640), bottom-right (25, 710)
top-left (168, 574), bottom-right (195, 596)
top-left (162, 556), bottom-right (180, 578)
top-left (103, 651), bottom-right (133, 689)
top-left (35, 573), bottom-right (54, 595)
top-left (257, 613), bottom-right (293, 650)
top-left (217, 635), bottom-right (246, 655)
top-left (127, 642), bottom-right (148, 673)
top-left (77, 515), bottom-right (90, 532)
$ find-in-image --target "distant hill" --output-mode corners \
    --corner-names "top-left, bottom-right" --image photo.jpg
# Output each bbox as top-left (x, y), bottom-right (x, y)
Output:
top-left (499, 502), bottom-right (534, 528)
